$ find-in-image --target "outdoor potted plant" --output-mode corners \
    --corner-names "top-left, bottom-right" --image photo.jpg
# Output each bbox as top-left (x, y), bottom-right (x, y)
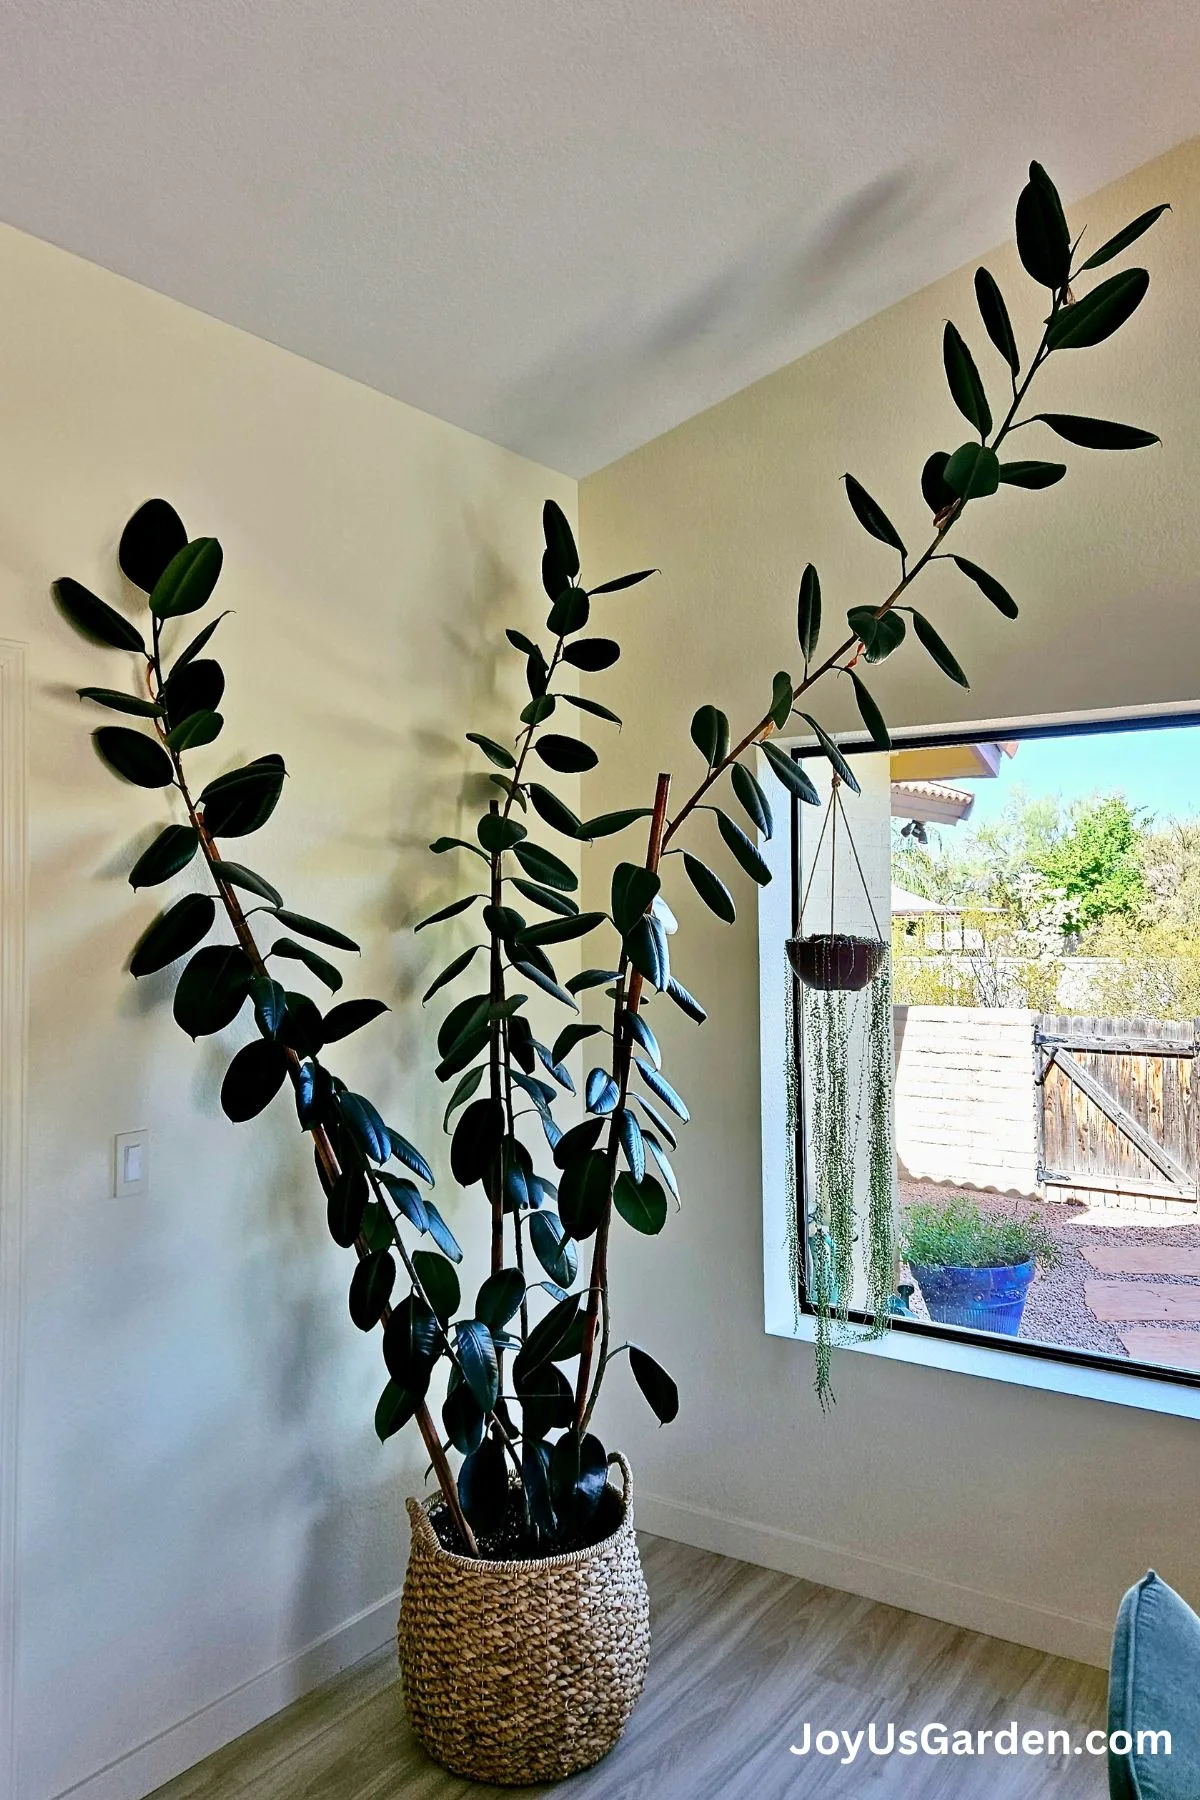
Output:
top-left (901, 1194), bottom-right (1058, 1335)
top-left (56, 161), bottom-right (1165, 1783)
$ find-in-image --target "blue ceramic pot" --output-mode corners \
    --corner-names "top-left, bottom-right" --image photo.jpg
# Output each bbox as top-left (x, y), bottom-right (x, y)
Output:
top-left (908, 1260), bottom-right (1035, 1336)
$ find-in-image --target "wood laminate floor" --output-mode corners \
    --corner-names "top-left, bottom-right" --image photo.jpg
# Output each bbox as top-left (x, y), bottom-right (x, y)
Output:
top-left (148, 1535), bottom-right (1110, 1800)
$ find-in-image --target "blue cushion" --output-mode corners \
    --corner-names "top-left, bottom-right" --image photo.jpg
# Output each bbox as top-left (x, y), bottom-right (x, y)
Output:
top-left (1109, 1570), bottom-right (1200, 1799)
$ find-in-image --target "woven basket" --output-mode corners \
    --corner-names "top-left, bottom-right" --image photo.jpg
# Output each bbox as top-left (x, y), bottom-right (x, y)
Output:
top-left (398, 1452), bottom-right (650, 1784)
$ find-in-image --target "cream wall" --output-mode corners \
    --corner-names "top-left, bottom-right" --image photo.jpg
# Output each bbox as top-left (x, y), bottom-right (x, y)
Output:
top-left (579, 138), bottom-right (1200, 1663)
top-left (0, 224), bottom-right (575, 1800)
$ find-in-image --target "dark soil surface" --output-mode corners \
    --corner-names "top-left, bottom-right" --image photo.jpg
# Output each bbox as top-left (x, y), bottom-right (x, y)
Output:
top-left (428, 1488), bottom-right (621, 1561)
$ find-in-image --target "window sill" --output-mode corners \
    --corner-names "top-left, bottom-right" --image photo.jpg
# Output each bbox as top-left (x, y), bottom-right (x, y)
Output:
top-left (767, 1312), bottom-right (1200, 1423)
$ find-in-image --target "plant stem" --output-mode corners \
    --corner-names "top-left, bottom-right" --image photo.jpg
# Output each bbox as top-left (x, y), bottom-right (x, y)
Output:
top-left (574, 771), bottom-right (672, 1433)
top-left (145, 660), bottom-right (481, 1553)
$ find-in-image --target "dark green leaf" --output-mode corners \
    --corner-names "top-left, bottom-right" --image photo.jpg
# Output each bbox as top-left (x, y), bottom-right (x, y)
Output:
top-left (921, 451), bottom-right (957, 517)
top-left (510, 959), bottom-right (579, 1012)
top-left (1079, 204), bottom-right (1169, 271)
top-left (526, 784), bottom-right (586, 839)
top-left (52, 577), bottom-right (146, 653)
top-left (683, 853), bottom-right (735, 923)
top-left (374, 1379), bottom-right (418, 1442)
top-left (843, 474), bottom-right (906, 556)
top-left (619, 1108), bottom-right (646, 1182)
top-left (220, 1038), bottom-right (288, 1122)
top-left (165, 709), bottom-right (223, 753)
top-left (297, 1062), bottom-right (335, 1132)
top-left (629, 1345), bottom-right (679, 1423)
top-left (611, 862), bottom-right (660, 935)
top-left (767, 670), bottom-right (793, 731)
top-left (387, 1127), bottom-right (434, 1185)
top-left (519, 909), bottom-right (606, 946)
top-left (465, 731), bottom-right (515, 769)
top-left (172, 944), bottom-right (254, 1038)
top-left (560, 692), bottom-right (622, 726)
top-left (327, 1167), bottom-right (368, 1246)
top-left (633, 1093), bottom-right (678, 1149)
top-left (554, 1116), bottom-right (605, 1169)
top-left (942, 322), bottom-right (992, 437)
top-left (529, 1210), bottom-right (577, 1286)
top-left (848, 672), bottom-right (890, 749)
top-left (118, 498), bottom-right (188, 591)
top-left (731, 763), bottom-right (773, 840)
top-left (438, 991), bottom-right (489, 1059)
top-left (250, 975), bottom-right (287, 1039)
top-left (270, 908), bottom-right (358, 954)
top-left (625, 914), bottom-right (670, 989)
top-left (383, 1293), bottom-right (440, 1392)
top-left (847, 605), bottom-right (905, 663)
top-left (797, 715), bottom-right (859, 793)
top-left (759, 743), bottom-right (819, 810)
top-left (162, 657), bottom-right (224, 727)
top-left (637, 1061), bottom-right (689, 1122)
top-left (614, 1171), bottom-right (667, 1235)
top-left (423, 943), bottom-right (483, 1003)
top-left (627, 1012), bottom-right (661, 1069)
top-left (522, 1439), bottom-right (557, 1538)
top-left (548, 585), bottom-right (590, 635)
top-left (171, 612), bottom-right (231, 674)
top-left (511, 878), bottom-right (577, 918)
top-left (339, 1091), bottom-right (390, 1164)
top-left (558, 1152), bottom-right (611, 1240)
top-left (797, 564), bottom-right (821, 662)
top-left (348, 1251), bottom-right (395, 1330)
top-left (942, 442), bottom-right (1000, 500)
top-left (450, 1097), bottom-right (505, 1188)
top-left (476, 1267), bottom-right (525, 1332)
top-left (442, 1376), bottom-right (485, 1456)
top-left (1016, 161), bottom-right (1071, 289)
top-left (551, 628), bottom-right (608, 667)
top-left (1046, 269), bottom-right (1149, 351)
top-left (911, 612), bottom-right (969, 688)
top-left (272, 937), bottom-right (343, 993)
top-left (458, 1437), bottom-right (510, 1536)
top-left (579, 808), bottom-right (651, 838)
top-left (477, 812), bottom-right (527, 855)
top-left (551, 1429), bottom-right (609, 1527)
top-left (1032, 412), bottom-right (1159, 450)
top-left (690, 704), bottom-right (729, 767)
top-left (542, 498), bottom-right (580, 591)
top-left (424, 1201), bottom-right (463, 1263)
top-left (589, 568), bottom-right (656, 594)
top-left (455, 1319), bottom-right (499, 1412)
top-left (413, 1249), bottom-right (460, 1324)
top-left (210, 861), bottom-right (283, 907)
top-left (525, 643), bottom-right (550, 698)
top-left (507, 628), bottom-right (538, 656)
top-left (665, 975), bottom-right (706, 1024)
top-left (566, 966), bottom-right (621, 994)
top-left (512, 840), bottom-right (577, 891)
top-left (415, 893), bottom-right (480, 933)
top-left (78, 687), bottom-right (161, 717)
top-left (200, 755), bottom-right (286, 838)
top-left (430, 835), bottom-right (489, 861)
top-left (128, 823), bottom-right (198, 888)
top-left (279, 989), bottom-right (324, 1058)
top-left (952, 557), bottom-right (1018, 619)
top-left (488, 773), bottom-right (526, 810)
top-left (443, 1064), bottom-right (485, 1131)
top-left (520, 695), bottom-right (556, 725)
top-left (534, 734), bottom-right (598, 774)
top-left (363, 1202), bottom-right (398, 1259)
top-left (95, 727), bottom-right (174, 789)
top-left (322, 997), bottom-right (389, 1043)
top-left (378, 1172), bottom-right (429, 1233)
top-left (585, 1067), bottom-right (620, 1115)
top-left (974, 268), bottom-right (1019, 375)
top-left (150, 537), bottom-right (223, 618)
top-left (643, 1131), bottom-right (679, 1200)
top-left (997, 460), bottom-right (1066, 489)
top-left (520, 1293), bottom-right (582, 1371)
top-left (130, 893), bottom-right (215, 976)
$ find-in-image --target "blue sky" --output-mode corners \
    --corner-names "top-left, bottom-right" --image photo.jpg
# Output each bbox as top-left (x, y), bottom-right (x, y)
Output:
top-left (956, 722), bottom-right (1200, 831)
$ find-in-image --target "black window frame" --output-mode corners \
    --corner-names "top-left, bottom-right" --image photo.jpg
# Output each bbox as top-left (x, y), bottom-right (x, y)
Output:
top-left (788, 710), bottom-right (1200, 1392)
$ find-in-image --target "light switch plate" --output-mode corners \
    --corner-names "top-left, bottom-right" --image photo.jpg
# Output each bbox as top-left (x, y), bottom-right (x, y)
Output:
top-left (114, 1130), bottom-right (149, 1198)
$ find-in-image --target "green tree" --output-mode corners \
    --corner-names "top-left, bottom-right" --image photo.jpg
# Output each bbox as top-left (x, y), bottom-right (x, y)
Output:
top-left (1030, 795), bottom-right (1146, 930)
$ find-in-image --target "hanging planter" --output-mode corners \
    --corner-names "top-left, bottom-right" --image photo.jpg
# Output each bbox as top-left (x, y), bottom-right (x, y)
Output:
top-left (786, 774), bottom-right (886, 991)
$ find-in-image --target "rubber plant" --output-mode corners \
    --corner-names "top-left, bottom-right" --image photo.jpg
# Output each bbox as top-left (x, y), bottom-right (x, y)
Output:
top-left (57, 163), bottom-right (1167, 1552)
top-left (417, 160), bottom-right (1169, 1466)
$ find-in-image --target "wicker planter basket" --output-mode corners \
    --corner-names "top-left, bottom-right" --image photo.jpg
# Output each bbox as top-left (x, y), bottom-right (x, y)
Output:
top-left (398, 1452), bottom-right (650, 1784)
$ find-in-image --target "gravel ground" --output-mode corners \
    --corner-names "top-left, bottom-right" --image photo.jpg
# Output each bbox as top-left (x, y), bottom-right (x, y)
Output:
top-left (899, 1180), bottom-right (1200, 1359)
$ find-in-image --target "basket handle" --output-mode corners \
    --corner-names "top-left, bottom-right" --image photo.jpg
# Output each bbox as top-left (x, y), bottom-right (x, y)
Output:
top-left (607, 1450), bottom-right (634, 1505)
top-left (405, 1493), bottom-right (441, 1553)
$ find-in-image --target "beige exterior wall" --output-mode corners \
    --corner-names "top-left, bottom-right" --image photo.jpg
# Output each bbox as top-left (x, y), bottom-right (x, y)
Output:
top-left (894, 1006), bottom-right (1040, 1196)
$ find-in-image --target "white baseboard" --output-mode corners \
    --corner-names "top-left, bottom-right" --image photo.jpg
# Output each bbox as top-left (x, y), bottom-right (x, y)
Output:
top-left (636, 1491), bottom-right (1113, 1670)
top-left (48, 1590), bottom-right (401, 1800)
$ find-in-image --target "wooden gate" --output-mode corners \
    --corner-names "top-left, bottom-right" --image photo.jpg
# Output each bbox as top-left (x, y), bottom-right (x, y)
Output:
top-left (1037, 1014), bottom-right (1200, 1207)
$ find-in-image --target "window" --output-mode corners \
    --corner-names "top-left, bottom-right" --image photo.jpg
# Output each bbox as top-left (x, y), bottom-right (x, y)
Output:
top-left (775, 709), bottom-right (1200, 1391)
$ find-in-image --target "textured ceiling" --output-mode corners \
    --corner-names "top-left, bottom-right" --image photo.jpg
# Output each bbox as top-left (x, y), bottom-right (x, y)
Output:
top-left (1, 1), bottom-right (1198, 474)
